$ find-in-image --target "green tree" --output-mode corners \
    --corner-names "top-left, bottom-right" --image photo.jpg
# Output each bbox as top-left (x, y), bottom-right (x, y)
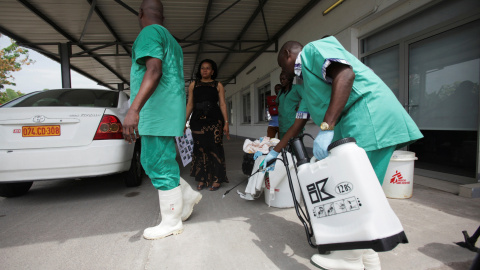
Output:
top-left (0, 36), bottom-right (35, 89)
top-left (0, 88), bottom-right (24, 104)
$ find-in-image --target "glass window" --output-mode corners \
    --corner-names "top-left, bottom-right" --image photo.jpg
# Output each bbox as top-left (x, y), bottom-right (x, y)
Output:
top-left (363, 46), bottom-right (400, 98)
top-left (362, 0), bottom-right (479, 53)
top-left (408, 21), bottom-right (480, 131)
top-left (361, 0), bottom-right (480, 179)
top-left (243, 92), bottom-right (251, 123)
top-left (408, 21), bottom-right (479, 177)
top-left (257, 83), bottom-right (271, 122)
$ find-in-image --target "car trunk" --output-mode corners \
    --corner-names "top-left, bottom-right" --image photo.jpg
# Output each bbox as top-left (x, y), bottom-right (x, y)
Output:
top-left (0, 107), bottom-right (106, 150)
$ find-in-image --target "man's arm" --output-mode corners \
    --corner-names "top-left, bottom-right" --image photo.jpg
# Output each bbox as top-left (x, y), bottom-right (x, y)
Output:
top-left (273, 118), bottom-right (308, 152)
top-left (123, 57), bottom-right (163, 143)
top-left (322, 62), bottom-right (355, 126)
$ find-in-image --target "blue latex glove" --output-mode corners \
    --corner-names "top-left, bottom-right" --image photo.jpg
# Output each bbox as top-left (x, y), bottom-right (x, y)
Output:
top-left (261, 149), bottom-right (280, 171)
top-left (259, 137), bottom-right (264, 142)
top-left (313, 130), bottom-right (334, 160)
top-left (253, 151), bottom-right (263, 160)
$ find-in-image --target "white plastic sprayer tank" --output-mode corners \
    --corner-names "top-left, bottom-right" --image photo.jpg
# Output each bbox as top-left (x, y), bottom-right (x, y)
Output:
top-left (296, 138), bottom-right (408, 252)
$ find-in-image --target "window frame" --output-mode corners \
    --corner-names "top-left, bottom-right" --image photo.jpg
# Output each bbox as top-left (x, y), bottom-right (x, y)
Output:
top-left (242, 91), bottom-right (251, 124)
top-left (256, 83), bottom-right (271, 123)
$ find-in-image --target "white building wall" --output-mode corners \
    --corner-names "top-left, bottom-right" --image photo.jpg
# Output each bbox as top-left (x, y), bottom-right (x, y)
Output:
top-left (224, 0), bottom-right (438, 146)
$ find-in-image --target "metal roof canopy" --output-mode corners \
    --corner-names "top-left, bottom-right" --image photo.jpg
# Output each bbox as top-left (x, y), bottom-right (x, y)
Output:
top-left (0, 0), bottom-right (321, 91)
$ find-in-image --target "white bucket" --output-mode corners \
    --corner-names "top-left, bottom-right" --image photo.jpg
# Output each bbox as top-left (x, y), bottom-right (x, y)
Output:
top-left (382, 151), bottom-right (418, 199)
top-left (264, 153), bottom-right (302, 208)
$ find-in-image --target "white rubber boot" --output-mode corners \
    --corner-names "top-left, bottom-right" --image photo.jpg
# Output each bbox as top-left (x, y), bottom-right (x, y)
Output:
top-left (362, 249), bottom-right (381, 270)
top-left (143, 186), bottom-right (183, 240)
top-left (180, 177), bottom-right (202, 221)
top-left (310, 250), bottom-right (365, 270)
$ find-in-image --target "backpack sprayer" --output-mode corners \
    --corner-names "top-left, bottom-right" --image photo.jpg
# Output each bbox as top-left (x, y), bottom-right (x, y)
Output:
top-left (284, 134), bottom-right (408, 253)
top-left (224, 134), bottom-right (409, 254)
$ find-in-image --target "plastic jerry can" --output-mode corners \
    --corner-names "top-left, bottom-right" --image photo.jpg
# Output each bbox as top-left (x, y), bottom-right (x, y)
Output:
top-left (296, 138), bottom-right (408, 252)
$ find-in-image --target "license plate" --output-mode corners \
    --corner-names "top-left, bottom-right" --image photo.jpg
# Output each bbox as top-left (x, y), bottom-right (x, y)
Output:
top-left (22, 125), bottom-right (61, 137)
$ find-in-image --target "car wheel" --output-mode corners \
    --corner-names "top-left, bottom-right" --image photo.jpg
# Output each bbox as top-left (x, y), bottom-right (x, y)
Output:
top-left (123, 141), bottom-right (143, 187)
top-left (0, 182), bottom-right (34, 198)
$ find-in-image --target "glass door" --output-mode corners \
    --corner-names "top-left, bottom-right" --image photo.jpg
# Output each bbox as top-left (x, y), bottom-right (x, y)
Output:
top-left (407, 20), bottom-right (480, 179)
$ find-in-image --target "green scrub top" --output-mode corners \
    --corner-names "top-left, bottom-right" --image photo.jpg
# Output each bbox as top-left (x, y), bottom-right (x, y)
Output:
top-left (299, 36), bottom-right (423, 151)
top-left (130, 24), bottom-right (186, 137)
top-left (277, 84), bottom-right (303, 139)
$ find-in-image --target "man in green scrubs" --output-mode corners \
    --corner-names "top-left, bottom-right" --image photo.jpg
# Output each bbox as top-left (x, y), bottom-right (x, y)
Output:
top-left (263, 37), bottom-right (423, 269)
top-left (123, 0), bottom-right (201, 241)
top-left (277, 72), bottom-right (304, 139)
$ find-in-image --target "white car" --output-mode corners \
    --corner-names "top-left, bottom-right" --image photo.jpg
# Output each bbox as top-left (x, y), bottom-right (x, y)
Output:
top-left (0, 88), bottom-right (143, 197)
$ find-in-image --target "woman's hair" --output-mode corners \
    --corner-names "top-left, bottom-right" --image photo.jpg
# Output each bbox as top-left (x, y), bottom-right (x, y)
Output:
top-left (196, 59), bottom-right (218, 80)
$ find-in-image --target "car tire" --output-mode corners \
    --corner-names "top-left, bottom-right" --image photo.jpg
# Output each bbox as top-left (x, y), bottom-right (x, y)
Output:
top-left (0, 182), bottom-right (34, 198)
top-left (123, 141), bottom-right (143, 187)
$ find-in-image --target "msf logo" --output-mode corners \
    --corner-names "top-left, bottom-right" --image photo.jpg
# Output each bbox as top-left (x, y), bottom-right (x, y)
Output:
top-left (307, 178), bottom-right (335, 204)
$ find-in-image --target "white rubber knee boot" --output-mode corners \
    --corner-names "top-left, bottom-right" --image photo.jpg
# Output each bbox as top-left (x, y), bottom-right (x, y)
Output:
top-left (143, 186), bottom-right (183, 240)
top-left (362, 249), bottom-right (381, 270)
top-left (180, 177), bottom-right (202, 221)
top-left (310, 250), bottom-right (366, 270)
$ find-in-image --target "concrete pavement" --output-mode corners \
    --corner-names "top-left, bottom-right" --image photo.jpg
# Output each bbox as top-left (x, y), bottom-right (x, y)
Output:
top-left (147, 136), bottom-right (480, 270)
top-left (1, 136), bottom-right (478, 270)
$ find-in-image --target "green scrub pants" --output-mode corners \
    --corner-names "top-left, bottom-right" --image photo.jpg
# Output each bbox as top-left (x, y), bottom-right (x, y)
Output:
top-left (366, 146), bottom-right (396, 185)
top-left (140, 136), bottom-right (180, 191)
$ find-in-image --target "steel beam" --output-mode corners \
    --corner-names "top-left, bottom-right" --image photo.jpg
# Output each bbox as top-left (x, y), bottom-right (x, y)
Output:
top-left (59, 43), bottom-right (72, 88)
top-left (87, 0), bottom-right (131, 56)
top-left (17, 0), bottom-right (129, 85)
top-left (190, 0), bottom-right (213, 80)
top-left (259, 0), bottom-right (270, 39)
top-left (80, 0), bottom-right (96, 42)
top-left (223, 0), bottom-right (323, 85)
top-left (113, 0), bottom-right (138, 16)
top-left (0, 26), bottom-right (113, 90)
top-left (113, 0), bottom-right (181, 42)
top-left (182, 0), bottom-right (242, 41)
top-left (218, 0), bottom-right (269, 71)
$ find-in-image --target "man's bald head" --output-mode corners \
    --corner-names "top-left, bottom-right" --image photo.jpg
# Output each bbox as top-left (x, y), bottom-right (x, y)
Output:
top-left (278, 41), bottom-right (303, 59)
top-left (277, 41), bottom-right (303, 78)
top-left (139, 0), bottom-right (164, 28)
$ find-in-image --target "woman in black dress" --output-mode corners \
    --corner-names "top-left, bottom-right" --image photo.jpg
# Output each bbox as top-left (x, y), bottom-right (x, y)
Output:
top-left (185, 59), bottom-right (230, 191)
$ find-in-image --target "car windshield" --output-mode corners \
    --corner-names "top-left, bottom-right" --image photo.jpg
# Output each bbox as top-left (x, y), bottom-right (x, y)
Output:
top-left (1, 89), bottom-right (119, 108)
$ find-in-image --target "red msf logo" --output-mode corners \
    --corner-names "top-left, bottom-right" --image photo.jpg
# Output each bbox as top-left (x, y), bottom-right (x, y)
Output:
top-left (265, 177), bottom-right (270, 190)
top-left (390, 170), bottom-right (407, 184)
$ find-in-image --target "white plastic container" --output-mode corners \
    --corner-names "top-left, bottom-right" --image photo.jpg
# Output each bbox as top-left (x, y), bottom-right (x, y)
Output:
top-left (382, 151), bottom-right (418, 199)
top-left (296, 138), bottom-right (407, 252)
top-left (264, 152), bottom-right (302, 208)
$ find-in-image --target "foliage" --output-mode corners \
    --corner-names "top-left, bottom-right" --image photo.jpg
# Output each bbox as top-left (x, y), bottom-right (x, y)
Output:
top-left (0, 37), bottom-right (35, 89)
top-left (0, 88), bottom-right (24, 104)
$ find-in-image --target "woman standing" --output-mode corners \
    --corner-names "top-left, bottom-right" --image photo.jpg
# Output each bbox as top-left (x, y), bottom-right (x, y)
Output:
top-left (186, 59), bottom-right (230, 191)
top-left (277, 71), bottom-right (304, 139)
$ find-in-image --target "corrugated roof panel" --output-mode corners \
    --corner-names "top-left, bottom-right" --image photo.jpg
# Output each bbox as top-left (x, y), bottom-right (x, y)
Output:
top-left (0, 0), bottom-right (321, 89)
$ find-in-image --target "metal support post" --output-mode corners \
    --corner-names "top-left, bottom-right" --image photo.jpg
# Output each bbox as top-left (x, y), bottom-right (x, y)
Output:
top-left (59, 43), bottom-right (72, 88)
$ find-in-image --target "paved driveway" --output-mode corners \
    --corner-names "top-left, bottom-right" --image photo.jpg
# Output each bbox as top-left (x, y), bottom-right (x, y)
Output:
top-left (1, 137), bottom-right (479, 270)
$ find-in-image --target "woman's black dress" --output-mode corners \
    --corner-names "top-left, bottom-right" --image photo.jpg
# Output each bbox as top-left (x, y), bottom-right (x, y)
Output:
top-left (189, 81), bottom-right (228, 186)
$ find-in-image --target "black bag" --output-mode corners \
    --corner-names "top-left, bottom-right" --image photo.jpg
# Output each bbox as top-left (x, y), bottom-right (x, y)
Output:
top-left (242, 153), bottom-right (255, 176)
